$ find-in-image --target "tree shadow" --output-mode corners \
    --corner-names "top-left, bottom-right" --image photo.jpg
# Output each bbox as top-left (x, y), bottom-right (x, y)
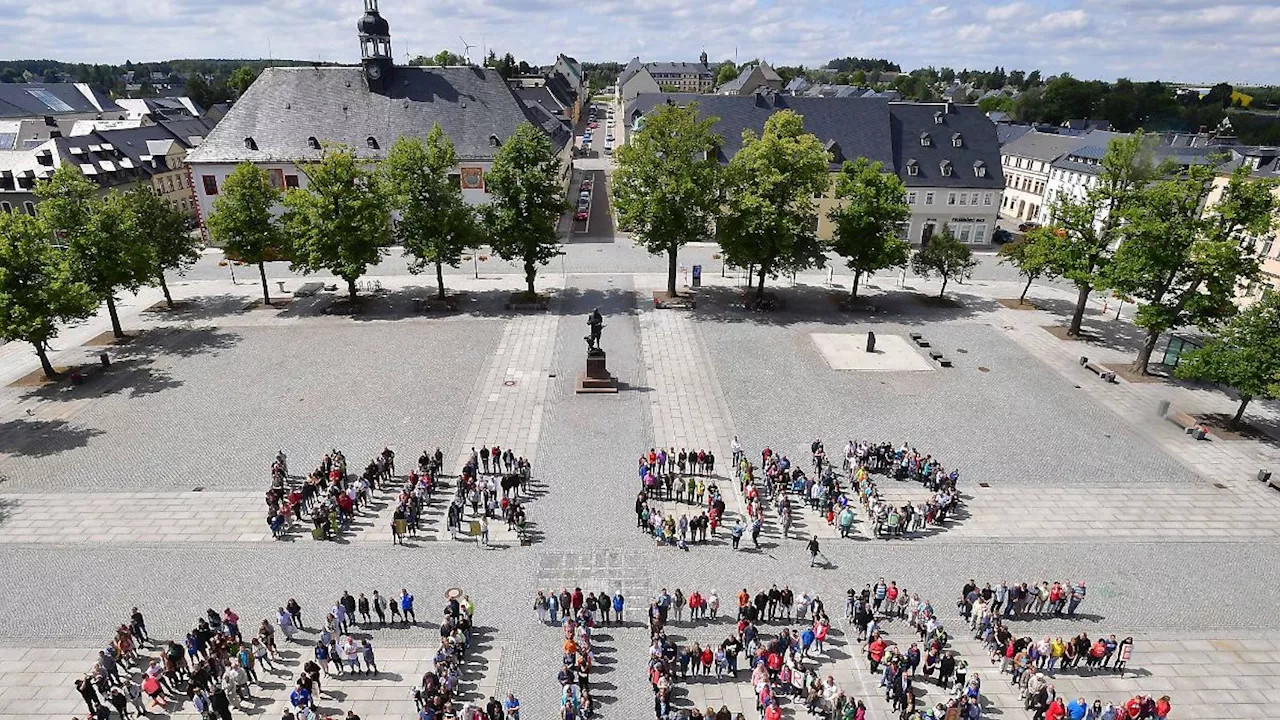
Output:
top-left (689, 283), bottom-right (1000, 328)
top-left (0, 418), bottom-right (105, 457)
top-left (147, 294), bottom-right (255, 322)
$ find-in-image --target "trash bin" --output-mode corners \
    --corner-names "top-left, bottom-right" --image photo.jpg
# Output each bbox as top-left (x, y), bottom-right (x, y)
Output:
top-left (691, 264), bottom-right (702, 288)
top-left (1157, 399), bottom-right (1170, 417)
top-left (1258, 469), bottom-right (1271, 483)
top-left (1079, 355), bottom-right (1089, 366)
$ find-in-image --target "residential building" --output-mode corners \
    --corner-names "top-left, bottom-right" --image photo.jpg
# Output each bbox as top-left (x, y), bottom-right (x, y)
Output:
top-left (184, 0), bottom-right (570, 240)
top-left (624, 94), bottom-right (1004, 244)
top-left (509, 76), bottom-right (570, 129)
top-left (1206, 147), bottom-right (1280, 303)
top-left (548, 54), bottom-right (585, 124)
top-left (716, 62), bottom-right (783, 96)
top-left (616, 59), bottom-right (661, 102)
top-left (0, 82), bottom-right (125, 122)
top-left (999, 130), bottom-right (1099, 222)
top-left (783, 77), bottom-right (811, 96)
top-left (115, 97), bottom-right (205, 122)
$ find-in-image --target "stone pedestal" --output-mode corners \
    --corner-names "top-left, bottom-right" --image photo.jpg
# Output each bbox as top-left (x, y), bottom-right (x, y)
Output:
top-left (576, 350), bottom-right (619, 393)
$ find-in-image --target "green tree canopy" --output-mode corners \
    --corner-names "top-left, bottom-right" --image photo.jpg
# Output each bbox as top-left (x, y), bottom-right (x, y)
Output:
top-left (206, 162), bottom-right (285, 305)
top-left (716, 63), bottom-right (740, 86)
top-left (283, 146), bottom-right (391, 302)
top-left (612, 102), bottom-right (721, 296)
top-left (998, 226), bottom-right (1061, 302)
top-left (36, 166), bottom-right (152, 338)
top-left (0, 212), bottom-right (98, 378)
top-left (380, 126), bottom-right (479, 300)
top-left (1044, 132), bottom-right (1158, 335)
top-left (123, 187), bottom-right (197, 309)
top-left (910, 226), bottom-right (978, 298)
top-left (827, 157), bottom-right (911, 298)
top-left (483, 123), bottom-right (567, 296)
top-left (1175, 291), bottom-right (1280, 428)
top-left (716, 110), bottom-right (831, 301)
top-left (227, 66), bottom-right (258, 97)
top-left (1105, 164), bottom-right (1274, 374)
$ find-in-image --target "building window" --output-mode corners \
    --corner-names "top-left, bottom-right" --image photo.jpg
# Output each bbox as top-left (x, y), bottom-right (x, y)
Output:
top-left (984, 193), bottom-right (993, 206)
top-left (1263, 238), bottom-right (1275, 257)
top-left (957, 224), bottom-right (972, 243)
top-left (941, 162), bottom-right (953, 177)
top-left (952, 133), bottom-right (963, 148)
top-left (268, 168), bottom-right (285, 189)
top-left (925, 192), bottom-right (934, 205)
top-left (958, 193), bottom-right (967, 206)
top-left (0, 201), bottom-right (10, 213)
top-left (971, 193), bottom-right (979, 205)
top-left (202, 175), bottom-right (218, 195)
top-left (947, 192), bottom-right (956, 205)
top-left (907, 191), bottom-right (917, 205)
top-left (285, 174), bottom-right (300, 188)
top-left (23, 201), bottom-right (36, 215)
top-left (920, 132), bottom-right (930, 147)
top-left (974, 224), bottom-right (987, 243)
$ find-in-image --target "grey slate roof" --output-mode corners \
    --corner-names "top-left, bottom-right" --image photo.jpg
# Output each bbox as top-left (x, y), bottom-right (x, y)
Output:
top-left (617, 57), bottom-right (645, 89)
top-left (996, 123), bottom-right (1032, 146)
top-left (644, 61), bottom-right (713, 78)
top-left (1001, 129), bottom-right (1093, 162)
top-left (890, 103), bottom-right (1005, 189)
top-left (784, 77), bottom-right (810, 95)
top-left (0, 82), bottom-right (122, 119)
top-left (512, 85), bottom-right (567, 126)
top-left (186, 65), bottom-right (565, 165)
top-left (625, 93), bottom-right (894, 170)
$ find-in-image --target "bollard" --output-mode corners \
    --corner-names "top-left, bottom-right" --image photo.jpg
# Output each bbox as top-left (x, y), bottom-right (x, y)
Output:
top-left (1157, 399), bottom-right (1170, 417)
top-left (1079, 355), bottom-right (1089, 366)
top-left (1258, 469), bottom-right (1271, 483)
top-left (99, 352), bottom-right (110, 368)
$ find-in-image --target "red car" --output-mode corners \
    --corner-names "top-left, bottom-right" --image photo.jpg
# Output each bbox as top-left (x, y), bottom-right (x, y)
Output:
top-left (588, 122), bottom-right (599, 129)
top-left (580, 180), bottom-right (593, 192)
top-left (575, 208), bottom-right (589, 221)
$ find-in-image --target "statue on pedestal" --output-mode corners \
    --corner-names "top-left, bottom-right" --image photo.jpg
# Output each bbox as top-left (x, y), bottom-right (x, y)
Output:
top-left (577, 308), bottom-right (618, 393)
top-left (585, 308), bottom-right (605, 354)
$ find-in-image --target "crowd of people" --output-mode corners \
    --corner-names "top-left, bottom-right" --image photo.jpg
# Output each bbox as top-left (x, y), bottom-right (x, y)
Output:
top-left (642, 585), bottom-right (869, 720)
top-left (535, 588), bottom-right (626, 627)
top-left (960, 580), bottom-right (1089, 620)
top-left (73, 608), bottom-right (157, 720)
top-left (446, 446), bottom-right (533, 546)
top-left (265, 449), bottom-right (395, 540)
top-left (636, 449), bottom-right (729, 550)
top-left (554, 603), bottom-right (597, 718)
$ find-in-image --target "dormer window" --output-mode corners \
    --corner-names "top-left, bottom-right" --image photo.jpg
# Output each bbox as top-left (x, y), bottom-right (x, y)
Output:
top-left (952, 133), bottom-right (963, 148)
top-left (974, 160), bottom-right (987, 178)
top-left (920, 132), bottom-right (930, 147)
top-left (940, 160), bottom-right (953, 177)
top-left (244, 137), bottom-right (257, 151)
top-left (307, 136), bottom-right (321, 150)
top-left (489, 134), bottom-right (501, 148)
top-left (366, 136), bottom-right (379, 149)
top-left (933, 111), bottom-right (944, 124)
top-left (906, 159), bottom-right (919, 177)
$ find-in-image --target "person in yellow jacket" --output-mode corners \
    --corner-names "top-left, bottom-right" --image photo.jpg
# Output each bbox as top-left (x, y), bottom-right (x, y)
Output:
top-left (1048, 636), bottom-right (1066, 672)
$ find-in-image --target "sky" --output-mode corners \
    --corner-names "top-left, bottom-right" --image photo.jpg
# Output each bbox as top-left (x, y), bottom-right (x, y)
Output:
top-left (1, 0), bottom-right (1279, 85)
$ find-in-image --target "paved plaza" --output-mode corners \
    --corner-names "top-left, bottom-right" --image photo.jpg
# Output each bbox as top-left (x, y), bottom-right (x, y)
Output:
top-left (2, 241), bottom-right (1280, 720)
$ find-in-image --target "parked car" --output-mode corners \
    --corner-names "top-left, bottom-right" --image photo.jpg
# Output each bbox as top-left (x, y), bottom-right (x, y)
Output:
top-left (1017, 221), bottom-right (1040, 232)
top-left (578, 190), bottom-right (591, 204)
top-left (575, 208), bottom-right (589, 221)
top-left (579, 179), bottom-right (593, 192)
top-left (992, 227), bottom-right (1014, 244)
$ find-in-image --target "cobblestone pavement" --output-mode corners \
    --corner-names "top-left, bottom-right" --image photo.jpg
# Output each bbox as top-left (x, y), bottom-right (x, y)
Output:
top-left (5, 257), bottom-right (1280, 720)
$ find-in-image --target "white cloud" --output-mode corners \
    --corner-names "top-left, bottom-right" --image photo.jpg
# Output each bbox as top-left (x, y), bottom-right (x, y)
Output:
top-left (0, 0), bottom-right (1278, 84)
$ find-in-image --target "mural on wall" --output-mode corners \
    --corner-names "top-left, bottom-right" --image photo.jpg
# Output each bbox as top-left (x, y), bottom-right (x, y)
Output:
top-left (460, 167), bottom-right (484, 190)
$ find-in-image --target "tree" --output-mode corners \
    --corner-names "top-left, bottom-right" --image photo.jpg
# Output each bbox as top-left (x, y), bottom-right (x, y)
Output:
top-left (717, 110), bottom-right (831, 302)
top-left (124, 188), bottom-right (198, 309)
top-left (1045, 132), bottom-right (1158, 335)
top-left (716, 63), bottom-right (740, 86)
top-left (227, 66), bottom-right (258, 98)
top-left (206, 163), bottom-right (285, 306)
top-left (612, 102), bottom-right (721, 296)
top-left (380, 127), bottom-right (478, 300)
top-left (910, 226), bottom-right (977, 298)
top-left (483, 123), bottom-right (566, 296)
top-left (283, 146), bottom-right (391, 302)
top-left (1175, 291), bottom-right (1280, 428)
top-left (1106, 164), bottom-right (1275, 375)
top-left (998, 226), bottom-right (1060, 302)
top-left (35, 166), bottom-right (151, 339)
top-left (826, 157), bottom-right (911, 298)
top-left (0, 212), bottom-right (98, 379)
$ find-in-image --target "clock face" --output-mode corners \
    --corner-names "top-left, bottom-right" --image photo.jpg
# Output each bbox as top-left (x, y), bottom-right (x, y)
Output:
top-left (367, 64), bottom-right (382, 80)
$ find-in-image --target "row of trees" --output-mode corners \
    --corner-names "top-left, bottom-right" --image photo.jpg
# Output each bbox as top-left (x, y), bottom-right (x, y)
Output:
top-left (997, 133), bottom-right (1279, 423)
top-left (612, 103), bottom-right (978, 303)
top-left (0, 169), bottom-right (197, 377)
top-left (0, 121), bottom-right (566, 381)
top-left (207, 122), bottom-right (565, 307)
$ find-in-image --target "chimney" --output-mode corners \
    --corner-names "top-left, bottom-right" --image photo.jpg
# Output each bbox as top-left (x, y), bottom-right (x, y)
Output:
top-left (944, 100), bottom-right (955, 114)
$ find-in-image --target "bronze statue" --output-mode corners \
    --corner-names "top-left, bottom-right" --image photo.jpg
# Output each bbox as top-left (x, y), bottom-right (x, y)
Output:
top-left (585, 308), bottom-right (604, 352)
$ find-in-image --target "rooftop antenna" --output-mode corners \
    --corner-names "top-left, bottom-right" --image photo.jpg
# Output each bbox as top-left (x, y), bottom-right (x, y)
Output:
top-left (459, 36), bottom-right (474, 65)
top-left (267, 37), bottom-right (273, 62)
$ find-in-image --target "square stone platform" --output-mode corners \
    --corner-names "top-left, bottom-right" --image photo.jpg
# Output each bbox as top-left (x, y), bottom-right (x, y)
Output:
top-left (810, 332), bottom-right (934, 372)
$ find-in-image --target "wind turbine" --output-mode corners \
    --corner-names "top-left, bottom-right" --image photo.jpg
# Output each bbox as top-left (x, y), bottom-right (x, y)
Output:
top-left (459, 36), bottom-right (474, 65)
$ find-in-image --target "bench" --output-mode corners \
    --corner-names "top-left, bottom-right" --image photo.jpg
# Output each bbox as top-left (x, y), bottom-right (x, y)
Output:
top-left (1164, 408), bottom-right (1209, 439)
top-left (928, 351), bottom-right (953, 368)
top-left (1079, 356), bottom-right (1117, 383)
top-left (910, 333), bottom-right (931, 348)
top-left (293, 281), bottom-right (325, 297)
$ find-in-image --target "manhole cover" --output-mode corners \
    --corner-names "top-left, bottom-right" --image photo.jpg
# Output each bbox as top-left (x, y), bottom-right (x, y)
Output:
top-left (503, 380), bottom-right (517, 387)
top-left (548, 373), bottom-right (556, 378)
top-left (1214, 483), bottom-right (1228, 489)
top-left (192, 486), bottom-right (205, 492)
top-left (978, 482), bottom-right (990, 488)
top-left (956, 348), bottom-right (968, 354)
top-left (977, 366), bottom-right (990, 373)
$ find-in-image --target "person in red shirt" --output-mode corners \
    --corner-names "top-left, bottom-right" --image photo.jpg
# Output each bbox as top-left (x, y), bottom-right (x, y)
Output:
top-left (764, 700), bottom-right (782, 720)
top-left (1046, 698), bottom-right (1067, 720)
top-left (867, 634), bottom-right (888, 672)
top-left (1155, 695), bottom-right (1171, 720)
top-left (1124, 695), bottom-right (1142, 720)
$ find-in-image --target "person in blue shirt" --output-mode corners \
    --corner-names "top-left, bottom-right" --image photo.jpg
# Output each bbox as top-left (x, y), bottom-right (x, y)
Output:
top-left (503, 691), bottom-right (521, 719)
top-left (289, 684), bottom-right (311, 709)
top-left (612, 593), bottom-right (624, 625)
top-left (400, 589), bottom-right (416, 624)
top-left (1067, 697), bottom-right (1089, 720)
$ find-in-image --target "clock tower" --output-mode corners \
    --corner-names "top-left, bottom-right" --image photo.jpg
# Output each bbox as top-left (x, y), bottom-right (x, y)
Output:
top-left (358, 0), bottom-right (393, 91)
